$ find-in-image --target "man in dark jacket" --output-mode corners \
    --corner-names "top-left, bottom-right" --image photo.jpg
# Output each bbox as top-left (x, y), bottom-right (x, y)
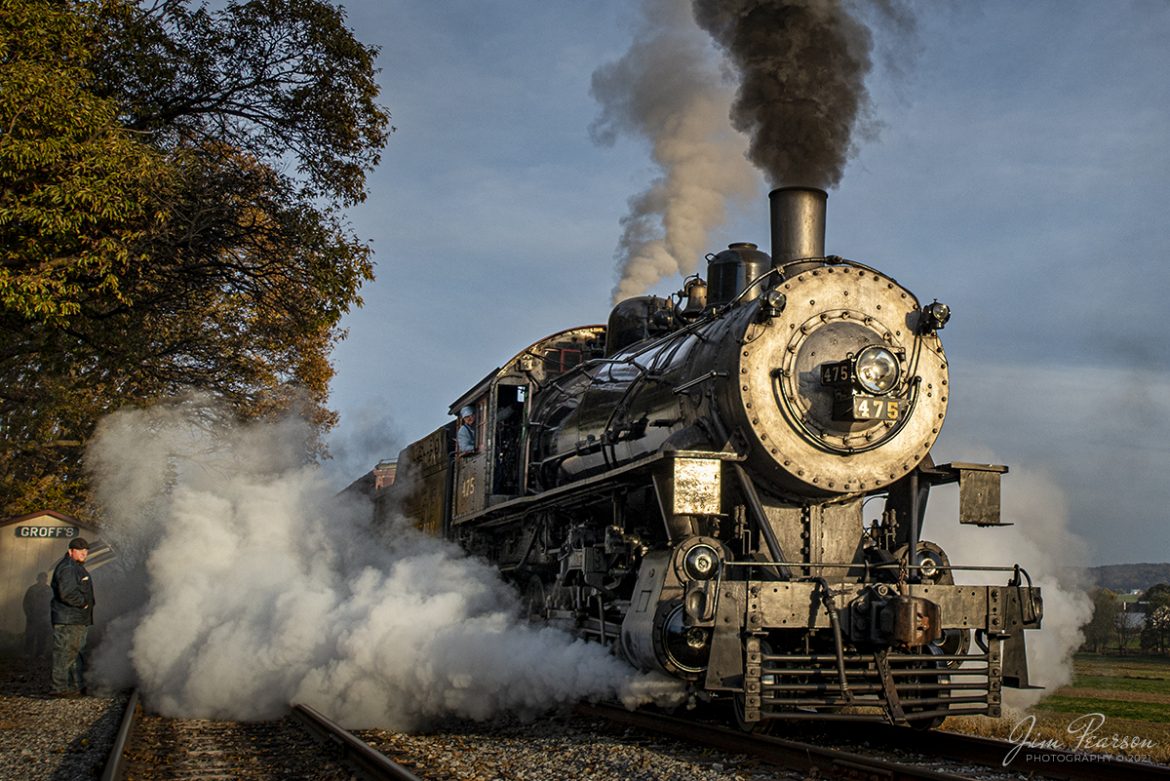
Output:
top-left (50, 537), bottom-right (95, 697)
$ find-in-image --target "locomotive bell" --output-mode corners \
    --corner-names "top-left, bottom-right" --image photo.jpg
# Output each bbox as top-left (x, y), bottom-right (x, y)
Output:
top-left (678, 277), bottom-right (708, 319)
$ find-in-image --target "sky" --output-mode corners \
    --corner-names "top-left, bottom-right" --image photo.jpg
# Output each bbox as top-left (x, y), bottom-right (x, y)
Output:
top-left (321, 0), bottom-right (1170, 567)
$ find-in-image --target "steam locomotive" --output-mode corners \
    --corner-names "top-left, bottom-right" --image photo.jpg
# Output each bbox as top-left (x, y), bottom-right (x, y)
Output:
top-left (370, 188), bottom-right (1043, 728)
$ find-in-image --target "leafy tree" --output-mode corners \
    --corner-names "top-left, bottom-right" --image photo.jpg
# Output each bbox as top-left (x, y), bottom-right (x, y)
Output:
top-left (0, 0), bottom-right (390, 515)
top-left (1082, 587), bottom-right (1119, 654)
top-left (1140, 583), bottom-right (1170, 655)
top-left (1114, 603), bottom-right (1139, 655)
top-left (0, 0), bottom-right (169, 321)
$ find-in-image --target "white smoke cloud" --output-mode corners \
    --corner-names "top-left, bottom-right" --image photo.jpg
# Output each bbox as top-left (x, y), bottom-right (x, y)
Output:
top-left (923, 455), bottom-right (1093, 708)
top-left (321, 398), bottom-right (401, 489)
top-left (590, 0), bottom-right (759, 303)
top-left (85, 399), bottom-right (683, 729)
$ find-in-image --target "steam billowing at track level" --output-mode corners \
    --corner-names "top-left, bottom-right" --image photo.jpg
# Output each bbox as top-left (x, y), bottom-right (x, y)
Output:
top-left (921, 456), bottom-right (1091, 710)
top-left (81, 400), bottom-right (684, 729)
top-left (372, 183), bottom-right (1044, 729)
top-left (593, 0), bottom-right (913, 302)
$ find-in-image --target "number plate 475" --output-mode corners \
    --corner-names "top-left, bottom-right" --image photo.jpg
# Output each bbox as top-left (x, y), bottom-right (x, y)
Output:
top-left (839, 395), bottom-right (901, 421)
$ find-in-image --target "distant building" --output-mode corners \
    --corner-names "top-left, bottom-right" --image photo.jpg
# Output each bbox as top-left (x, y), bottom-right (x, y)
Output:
top-left (1119, 605), bottom-right (1146, 630)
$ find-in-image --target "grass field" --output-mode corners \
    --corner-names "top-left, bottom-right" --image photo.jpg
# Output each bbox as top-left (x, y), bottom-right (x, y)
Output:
top-left (945, 653), bottom-right (1170, 764)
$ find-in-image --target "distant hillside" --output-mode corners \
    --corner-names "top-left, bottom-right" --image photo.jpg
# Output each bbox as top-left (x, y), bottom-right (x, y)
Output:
top-left (1088, 563), bottom-right (1170, 593)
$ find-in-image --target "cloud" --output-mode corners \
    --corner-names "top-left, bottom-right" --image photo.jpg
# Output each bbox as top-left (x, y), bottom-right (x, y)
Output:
top-left (938, 362), bottom-right (1170, 565)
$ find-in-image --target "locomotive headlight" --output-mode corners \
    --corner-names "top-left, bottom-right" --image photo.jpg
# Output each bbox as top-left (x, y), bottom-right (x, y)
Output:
top-left (854, 346), bottom-right (900, 395)
top-left (922, 300), bottom-right (951, 331)
top-left (683, 544), bottom-right (720, 580)
top-left (760, 288), bottom-right (787, 319)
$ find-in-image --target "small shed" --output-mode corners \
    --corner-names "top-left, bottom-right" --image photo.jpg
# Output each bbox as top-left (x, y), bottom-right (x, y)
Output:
top-left (0, 511), bottom-right (102, 642)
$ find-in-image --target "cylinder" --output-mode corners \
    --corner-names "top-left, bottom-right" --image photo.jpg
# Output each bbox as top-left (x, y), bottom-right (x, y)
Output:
top-left (769, 187), bottom-right (827, 277)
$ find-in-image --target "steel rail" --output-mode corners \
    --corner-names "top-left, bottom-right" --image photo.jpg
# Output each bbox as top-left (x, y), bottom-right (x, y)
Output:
top-left (291, 703), bottom-right (424, 781)
top-left (575, 702), bottom-right (979, 781)
top-left (99, 689), bottom-right (140, 781)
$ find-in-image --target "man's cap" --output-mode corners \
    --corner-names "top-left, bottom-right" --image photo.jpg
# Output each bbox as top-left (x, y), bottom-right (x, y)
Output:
top-left (460, 405), bottom-right (475, 418)
top-left (69, 537), bottom-right (90, 550)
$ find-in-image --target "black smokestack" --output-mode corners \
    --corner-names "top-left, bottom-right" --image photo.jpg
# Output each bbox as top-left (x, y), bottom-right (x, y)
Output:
top-left (691, 0), bottom-right (909, 188)
top-left (770, 186), bottom-right (826, 275)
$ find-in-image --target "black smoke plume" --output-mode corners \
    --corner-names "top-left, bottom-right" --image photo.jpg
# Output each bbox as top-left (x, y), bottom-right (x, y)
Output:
top-left (593, 0), bottom-right (914, 300)
top-left (692, 0), bottom-right (914, 188)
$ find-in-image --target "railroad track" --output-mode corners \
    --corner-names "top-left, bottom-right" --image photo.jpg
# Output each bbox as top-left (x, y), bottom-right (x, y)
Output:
top-left (101, 690), bottom-right (422, 781)
top-left (577, 702), bottom-right (979, 780)
top-left (576, 701), bottom-right (1170, 781)
top-left (95, 691), bottom-right (1170, 781)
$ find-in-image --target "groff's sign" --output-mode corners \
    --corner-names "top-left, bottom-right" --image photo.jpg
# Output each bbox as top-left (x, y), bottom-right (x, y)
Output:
top-left (14, 526), bottom-right (81, 539)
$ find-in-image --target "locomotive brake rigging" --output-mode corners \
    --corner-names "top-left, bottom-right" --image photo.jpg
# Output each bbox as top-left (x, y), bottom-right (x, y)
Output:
top-left (370, 187), bottom-right (1043, 729)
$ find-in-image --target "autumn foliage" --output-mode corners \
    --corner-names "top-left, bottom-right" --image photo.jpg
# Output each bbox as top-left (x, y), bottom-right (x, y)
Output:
top-left (0, 0), bottom-right (390, 514)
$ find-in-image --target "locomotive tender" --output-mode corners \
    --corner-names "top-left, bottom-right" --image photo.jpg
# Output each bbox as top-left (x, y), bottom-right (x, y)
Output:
top-left (378, 188), bottom-right (1043, 727)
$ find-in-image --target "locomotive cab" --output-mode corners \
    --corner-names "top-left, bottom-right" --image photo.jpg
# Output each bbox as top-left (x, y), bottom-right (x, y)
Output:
top-left (447, 326), bottom-right (606, 522)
